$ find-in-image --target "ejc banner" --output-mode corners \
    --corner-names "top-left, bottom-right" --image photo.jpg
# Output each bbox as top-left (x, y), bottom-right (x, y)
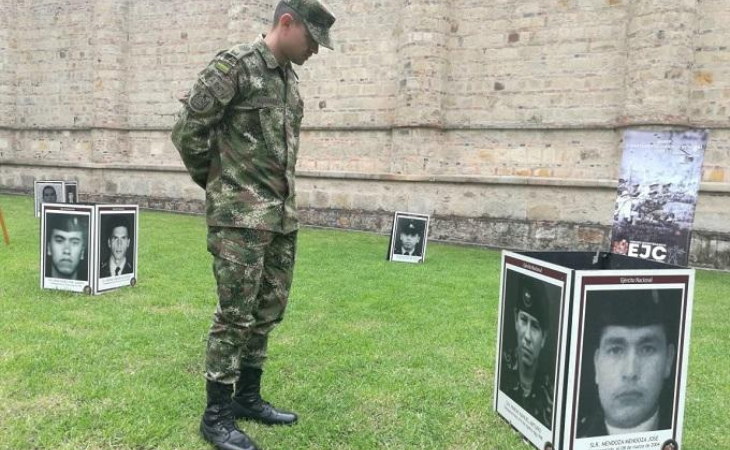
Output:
top-left (610, 129), bottom-right (708, 266)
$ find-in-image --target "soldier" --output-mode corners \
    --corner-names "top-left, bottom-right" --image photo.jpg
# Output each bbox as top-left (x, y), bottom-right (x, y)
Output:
top-left (578, 289), bottom-right (677, 438)
top-left (171, 1), bottom-right (335, 450)
top-left (500, 276), bottom-right (554, 429)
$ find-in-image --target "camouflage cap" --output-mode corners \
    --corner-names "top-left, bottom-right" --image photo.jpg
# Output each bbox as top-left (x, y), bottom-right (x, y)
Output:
top-left (283, 0), bottom-right (336, 50)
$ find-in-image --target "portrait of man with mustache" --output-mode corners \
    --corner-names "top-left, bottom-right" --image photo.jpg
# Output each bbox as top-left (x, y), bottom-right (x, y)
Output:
top-left (499, 274), bottom-right (559, 429)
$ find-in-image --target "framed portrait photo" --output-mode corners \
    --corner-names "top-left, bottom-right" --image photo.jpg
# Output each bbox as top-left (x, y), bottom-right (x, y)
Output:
top-left (387, 212), bottom-right (430, 264)
top-left (40, 203), bottom-right (95, 293)
top-left (34, 180), bottom-right (64, 218)
top-left (94, 205), bottom-right (139, 294)
top-left (63, 181), bottom-right (78, 204)
top-left (563, 272), bottom-right (694, 450)
top-left (494, 251), bottom-right (573, 450)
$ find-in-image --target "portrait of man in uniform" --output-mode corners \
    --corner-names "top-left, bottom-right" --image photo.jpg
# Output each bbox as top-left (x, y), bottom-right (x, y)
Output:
top-left (499, 273), bottom-right (559, 429)
top-left (388, 213), bottom-right (430, 263)
top-left (44, 213), bottom-right (89, 282)
top-left (99, 215), bottom-right (134, 278)
top-left (577, 288), bottom-right (681, 438)
top-left (394, 218), bottom-right (425, 257)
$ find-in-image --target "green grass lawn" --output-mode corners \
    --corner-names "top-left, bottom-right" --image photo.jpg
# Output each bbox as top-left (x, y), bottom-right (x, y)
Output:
top-left (0, 193), bottom-right (728, 450)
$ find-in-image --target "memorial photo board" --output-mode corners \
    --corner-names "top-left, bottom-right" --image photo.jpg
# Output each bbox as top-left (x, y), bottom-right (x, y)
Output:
top-left (494, 252), bottom-right (695, 450)
top-left (387, 212), bottom-right (430, 264)
top-left (94, 205), bottom-right (138, 294)
top-left (495, 251), bottom-right (573, 450)
top-left (34, 180), bottom-right (80, 217)
top-left (563, 271), bottom-right (694, 450)
top-left (64, 181), bottom-right (78, 204)
top-left (34, 180), bottom-right (64, 218)
top-left (40, 203), bottom-right (95, 293)
top-left (40, 203), bottom-right (139, 295)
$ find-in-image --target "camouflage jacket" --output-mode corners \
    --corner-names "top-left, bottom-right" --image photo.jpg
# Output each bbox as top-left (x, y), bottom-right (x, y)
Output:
top-left (172, 35), bottom-right (304, 234)
top-left (501, 348), bottom-right (554, 429)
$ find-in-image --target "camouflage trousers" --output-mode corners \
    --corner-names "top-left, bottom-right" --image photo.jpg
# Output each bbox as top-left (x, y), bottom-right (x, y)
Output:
top-left (205, 226), bottom-right (297, 384)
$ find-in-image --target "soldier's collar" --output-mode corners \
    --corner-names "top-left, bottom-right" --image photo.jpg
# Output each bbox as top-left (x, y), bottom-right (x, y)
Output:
top-left (255, 34), bottom-right (287, 71)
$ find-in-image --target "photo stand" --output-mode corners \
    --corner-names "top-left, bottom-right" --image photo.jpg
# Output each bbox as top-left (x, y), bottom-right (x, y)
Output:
top-left (34, 180), bottom-right (80, 218)
top-left (494, 251), bottom-right (694, 450)
top-left (41, 203), bottom-right (139, 295)
top-left (387, 211), bottom-right (430, 264)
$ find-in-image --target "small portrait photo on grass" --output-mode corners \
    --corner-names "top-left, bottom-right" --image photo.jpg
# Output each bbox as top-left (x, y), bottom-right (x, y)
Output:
top-left (34, 180), bottom-right (64, 218)
top-left (575, 287), bottom-right (683, 439)
top-left (64, 181), bottom-right (78, 204)
top-left (41, 204), bottom-right (93, 293)
top-left (387, 212), bottom-right (430, 263)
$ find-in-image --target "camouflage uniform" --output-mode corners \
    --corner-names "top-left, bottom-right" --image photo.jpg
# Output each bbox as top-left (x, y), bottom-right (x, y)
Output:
top-left (500, 276), bottom-right (554, 428)
top-left (501, 348), bottom-right (554, 429)
top-left (206, 226), bottom-right (297, 381)
top-left (172, 34), bottom-right (307, 384)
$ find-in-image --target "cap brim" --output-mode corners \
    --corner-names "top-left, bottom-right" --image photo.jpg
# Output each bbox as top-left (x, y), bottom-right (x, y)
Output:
top-left (305, 21), bottom-right (333, 50)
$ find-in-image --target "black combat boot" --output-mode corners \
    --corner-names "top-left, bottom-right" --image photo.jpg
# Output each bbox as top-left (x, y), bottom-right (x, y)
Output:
top-left (231, 367), bottom-right (298, 425)
top-left (200, 380), bottom-right (260, 450)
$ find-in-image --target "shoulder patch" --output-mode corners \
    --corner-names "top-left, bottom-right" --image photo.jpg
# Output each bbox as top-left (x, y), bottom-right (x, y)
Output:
top-left (203, 72), bottom-right (235, 104)
top-left (188, 85), bottom-right (215, 114)
top-left (210, 45), bottom-right (252, 75)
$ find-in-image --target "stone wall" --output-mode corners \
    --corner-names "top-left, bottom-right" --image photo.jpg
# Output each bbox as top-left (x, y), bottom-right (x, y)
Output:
top-left (1, 0), bottom-right (729, 269)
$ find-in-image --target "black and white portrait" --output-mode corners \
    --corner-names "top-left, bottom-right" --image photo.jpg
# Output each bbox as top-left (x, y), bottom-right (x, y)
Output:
top-left (34, 181), bottom-right (64, 217)
top-left (498, 269), bottom-right (562, 430)
top-left (64, 182), bottom-right (78, 204)
top-left (99, 213), bottom-right (135, 279)
top-left (388, 212), bottom-right (430, 263)
top-left (42, 210), bottom-right (90, 287)
top-left (94, 206), bottom-right (138, 294)
top-left (576, 288), bottom-right (682, 438)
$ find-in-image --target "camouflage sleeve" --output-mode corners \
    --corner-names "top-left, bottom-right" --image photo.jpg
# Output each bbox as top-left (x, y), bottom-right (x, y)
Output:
top-left (171, 54), bottom-right (241, 189)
